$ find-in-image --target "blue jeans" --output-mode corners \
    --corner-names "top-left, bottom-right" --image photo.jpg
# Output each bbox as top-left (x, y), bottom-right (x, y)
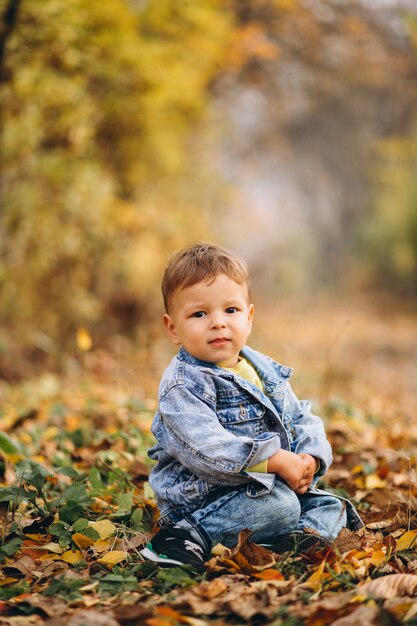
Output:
top-left (177, 480), bottom-right (347, 551)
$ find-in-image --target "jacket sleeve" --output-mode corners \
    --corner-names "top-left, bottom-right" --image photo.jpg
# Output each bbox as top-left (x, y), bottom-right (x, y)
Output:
top-left (157, 382), bottom-right (281, 486)
top-left (283, 384), bottom-right (333, 476)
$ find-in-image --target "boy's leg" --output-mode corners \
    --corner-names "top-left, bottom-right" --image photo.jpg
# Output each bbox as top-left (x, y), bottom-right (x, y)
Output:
top-left (297, 491), bottom-right (347, 541)
top-left (178, 479), bottom-right (302, 551)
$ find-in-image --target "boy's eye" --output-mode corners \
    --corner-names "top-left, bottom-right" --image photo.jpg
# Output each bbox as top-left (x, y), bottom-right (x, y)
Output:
top-left (226, 307), bottom-right (238, 314)
top-left (192, 311), bottom-right (206, 318)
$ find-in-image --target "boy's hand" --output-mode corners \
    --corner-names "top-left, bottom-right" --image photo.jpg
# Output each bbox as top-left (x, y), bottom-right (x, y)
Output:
top-left (266, 449), bottom-right (308, 491)
top-left (294, 453), bottom-right (317, 494)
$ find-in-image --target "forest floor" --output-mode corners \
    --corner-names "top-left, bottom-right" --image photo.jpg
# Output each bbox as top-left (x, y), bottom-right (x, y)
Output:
top-left (0, 296), bottom-right (416, 626)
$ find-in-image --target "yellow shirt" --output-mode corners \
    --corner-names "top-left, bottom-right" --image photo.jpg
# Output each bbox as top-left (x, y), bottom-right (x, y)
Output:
top-left (219, 357), bottom-right (268, 473)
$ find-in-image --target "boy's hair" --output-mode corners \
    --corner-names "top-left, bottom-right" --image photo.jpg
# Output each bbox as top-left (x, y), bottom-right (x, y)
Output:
top-left (162, 243), bottom-right (250, 313)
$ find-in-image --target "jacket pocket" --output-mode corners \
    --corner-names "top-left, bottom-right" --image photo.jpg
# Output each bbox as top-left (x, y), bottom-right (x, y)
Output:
top-left (166, 474), bottom-right (211, 509)
top-left (217, 403), bottom-right (265, 437)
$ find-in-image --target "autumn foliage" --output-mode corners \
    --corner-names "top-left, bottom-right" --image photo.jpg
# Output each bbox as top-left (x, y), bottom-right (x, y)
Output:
top-left (0, 301), bottom-right (416, 624)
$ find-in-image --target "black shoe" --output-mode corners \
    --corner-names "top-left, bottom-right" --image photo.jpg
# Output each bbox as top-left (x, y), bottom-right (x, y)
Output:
top-left (267, 531), bottom-right (331, 555)
top-left (140, 527), bottom-right (208, 571)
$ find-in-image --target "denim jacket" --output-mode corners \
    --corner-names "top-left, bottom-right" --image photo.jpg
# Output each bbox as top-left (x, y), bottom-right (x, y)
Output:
top-left (148, 345), bottom-right (360, 527)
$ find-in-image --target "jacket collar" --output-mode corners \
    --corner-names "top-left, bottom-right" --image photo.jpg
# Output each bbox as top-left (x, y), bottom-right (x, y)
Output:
top-left (177, 346), bottom-right (292, 387)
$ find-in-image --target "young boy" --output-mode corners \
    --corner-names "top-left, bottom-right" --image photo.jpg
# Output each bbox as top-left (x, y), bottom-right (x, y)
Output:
top-left (141, 243), bottom-right (362, 570)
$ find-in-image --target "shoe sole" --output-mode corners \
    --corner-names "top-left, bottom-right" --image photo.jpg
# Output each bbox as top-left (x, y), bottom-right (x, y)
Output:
top-left (139, 546), bottom-right (184, 567)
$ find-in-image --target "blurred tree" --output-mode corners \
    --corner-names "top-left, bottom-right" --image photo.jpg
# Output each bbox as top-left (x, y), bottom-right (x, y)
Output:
top-left (0, 0), bottom-right (232, 365)
top-left (356, 15), bottom-right (417, 297)
top-left (210, 0), bottom-right (417, 289)
top-left (359, 130), bottom-right (417, 297)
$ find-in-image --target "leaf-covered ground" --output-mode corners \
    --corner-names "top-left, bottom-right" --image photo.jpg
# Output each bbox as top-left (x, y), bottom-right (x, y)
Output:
top-left (0, 299), bottom-right (416, 626)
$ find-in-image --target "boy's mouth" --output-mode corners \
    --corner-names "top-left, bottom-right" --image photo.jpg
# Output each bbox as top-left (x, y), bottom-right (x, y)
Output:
top-left (209, 337), bottom-right (230, 346)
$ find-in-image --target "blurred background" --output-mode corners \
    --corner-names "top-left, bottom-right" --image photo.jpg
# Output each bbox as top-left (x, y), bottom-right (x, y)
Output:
top-left (1, 0), bottom-right (417, 403)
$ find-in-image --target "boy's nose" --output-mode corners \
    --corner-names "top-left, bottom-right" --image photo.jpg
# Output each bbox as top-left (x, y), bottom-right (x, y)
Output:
top-left (211, 315), bottom-right (226, 329)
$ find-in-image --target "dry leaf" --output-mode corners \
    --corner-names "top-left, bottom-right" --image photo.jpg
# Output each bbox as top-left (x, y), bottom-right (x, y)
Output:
top-left (370, 549), bottom-right (387, 566)
top-left (72, 533), bottom-right (95, 549)
top-left (396, 530), bottom-right (417, 552)
top-left (331, 604), bottom-right (389, 626)
top-left (365, 474), bottom-right (387, 489)
top-left (60, 550), bottom-right (83, 564)
top-left (194, 578), bottom-right (227, 599)
top-left (88, 519), bottom-right (116, 540)
top-left (361, 573), bottom-right (417, 599)
top-left (303, 560), bottom-right (333, 591)
top-left (253, 569), bottom-right (285, 580)
top-left (96, 550), bottom-right (128, 566)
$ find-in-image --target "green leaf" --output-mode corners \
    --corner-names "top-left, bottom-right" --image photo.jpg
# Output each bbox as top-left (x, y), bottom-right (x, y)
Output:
top-left (49, 522), bottom-right (72, 548)
top-left (72, 518), bottom-right (89, 532)
top-left (57, 467), bottom-right (80, 479)
top-left (89, 466), bottom-right (103, 490)
top-left (0, 433), bottom-right (23, 456)
top-left (75, 526), bottom-right (100, 541)
top-left (130, 507), bottom-right (144, 529)
top-left (62, 482), bottom-right (92, 506)
top-left (116, 491), bottom-right (133, 513)
top-left (1, 537), bottom-right (22, 557)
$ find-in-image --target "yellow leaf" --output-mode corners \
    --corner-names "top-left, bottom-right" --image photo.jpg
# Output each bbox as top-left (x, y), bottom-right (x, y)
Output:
top-left (92, 539), bottom-right (112, 553)
top-left (76, 327), bottom-right (92, 351)
top-left (38, 554), bottom-right (60, 562)
top-left (303, 560), bottom-right (332, 591)
top-left (25, 534), bottom-right (47, 541)
top-left (0, 578), bottom-right (19, 586)
top-left (88, 519), bottom-right (116, 540)
top-left (365, 474), bottom-right (386, 489)
top-left (370, 549), bottom-right (387, 566)
top-left (41, 542), bottom-right (65, 554)
top-left (60, 550), bottom-right (83, 564)
top-left (97, 550), bottom-right (128, 566)
top-left (396, 530), bottom-right (417, 552)
top-left (253, 569), bottom-right (285, 580)
top-left (72, 533), bottom-right (94, 549)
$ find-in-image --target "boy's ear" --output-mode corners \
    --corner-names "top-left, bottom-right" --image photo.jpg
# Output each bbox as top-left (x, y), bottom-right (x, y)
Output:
top-left (247, 304), bottom-right (255, 333)
top-left (163, 314), bottom-right (181, 345)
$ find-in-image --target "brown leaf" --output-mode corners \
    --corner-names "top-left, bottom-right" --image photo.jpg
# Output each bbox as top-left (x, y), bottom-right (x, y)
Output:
top-left (3, 555), bottom-right (37, 581)
top-left (333, 527), bottom-right (363, 553)
top-left (206, 530), bottom-right (275, 575)
top-left (112, 604), bottom-right (153, 623)
top-left (361, 573), bottom-right (417, 599)
top-left (222, 529), bottom-right (276, 574)
top-left (193, 578), bottom-right (228, 600)
top-left (330, 604), bottom-right (398, 626)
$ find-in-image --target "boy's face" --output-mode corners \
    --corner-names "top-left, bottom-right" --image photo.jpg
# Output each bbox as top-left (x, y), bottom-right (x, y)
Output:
top-left (163, 274), bottom-right (254, 367)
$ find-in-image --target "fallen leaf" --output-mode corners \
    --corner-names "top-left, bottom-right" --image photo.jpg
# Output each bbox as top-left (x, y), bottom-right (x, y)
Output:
top-left (72, 533), bottom-right (95, 549)
top-left (370, 549), bottom-right (387, 566)
top-left (303, 560), bottom-right (333, 591)
top-left (365, 474), bottom-right (387, 489)
top-left (334, 527), bottom-right (363, 553)
top-left (40, 542), bottom-right (65, 554)
top-left (88, 519), bottom-right (116, 540)
top-left (96, 550), bottom-right (128, 566)
top-left (253, 569), bottom-right (285, 580)
top-left (194, 578), bottom-right (227, 599)
top-left (361, 573), bottom-right (417, 599)
top-left (60, 550), bottom-right (83, 564)
top-left (396, 530), bottom-right (417, 552)
top-left (330, 604), bottom-right (390, 625)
